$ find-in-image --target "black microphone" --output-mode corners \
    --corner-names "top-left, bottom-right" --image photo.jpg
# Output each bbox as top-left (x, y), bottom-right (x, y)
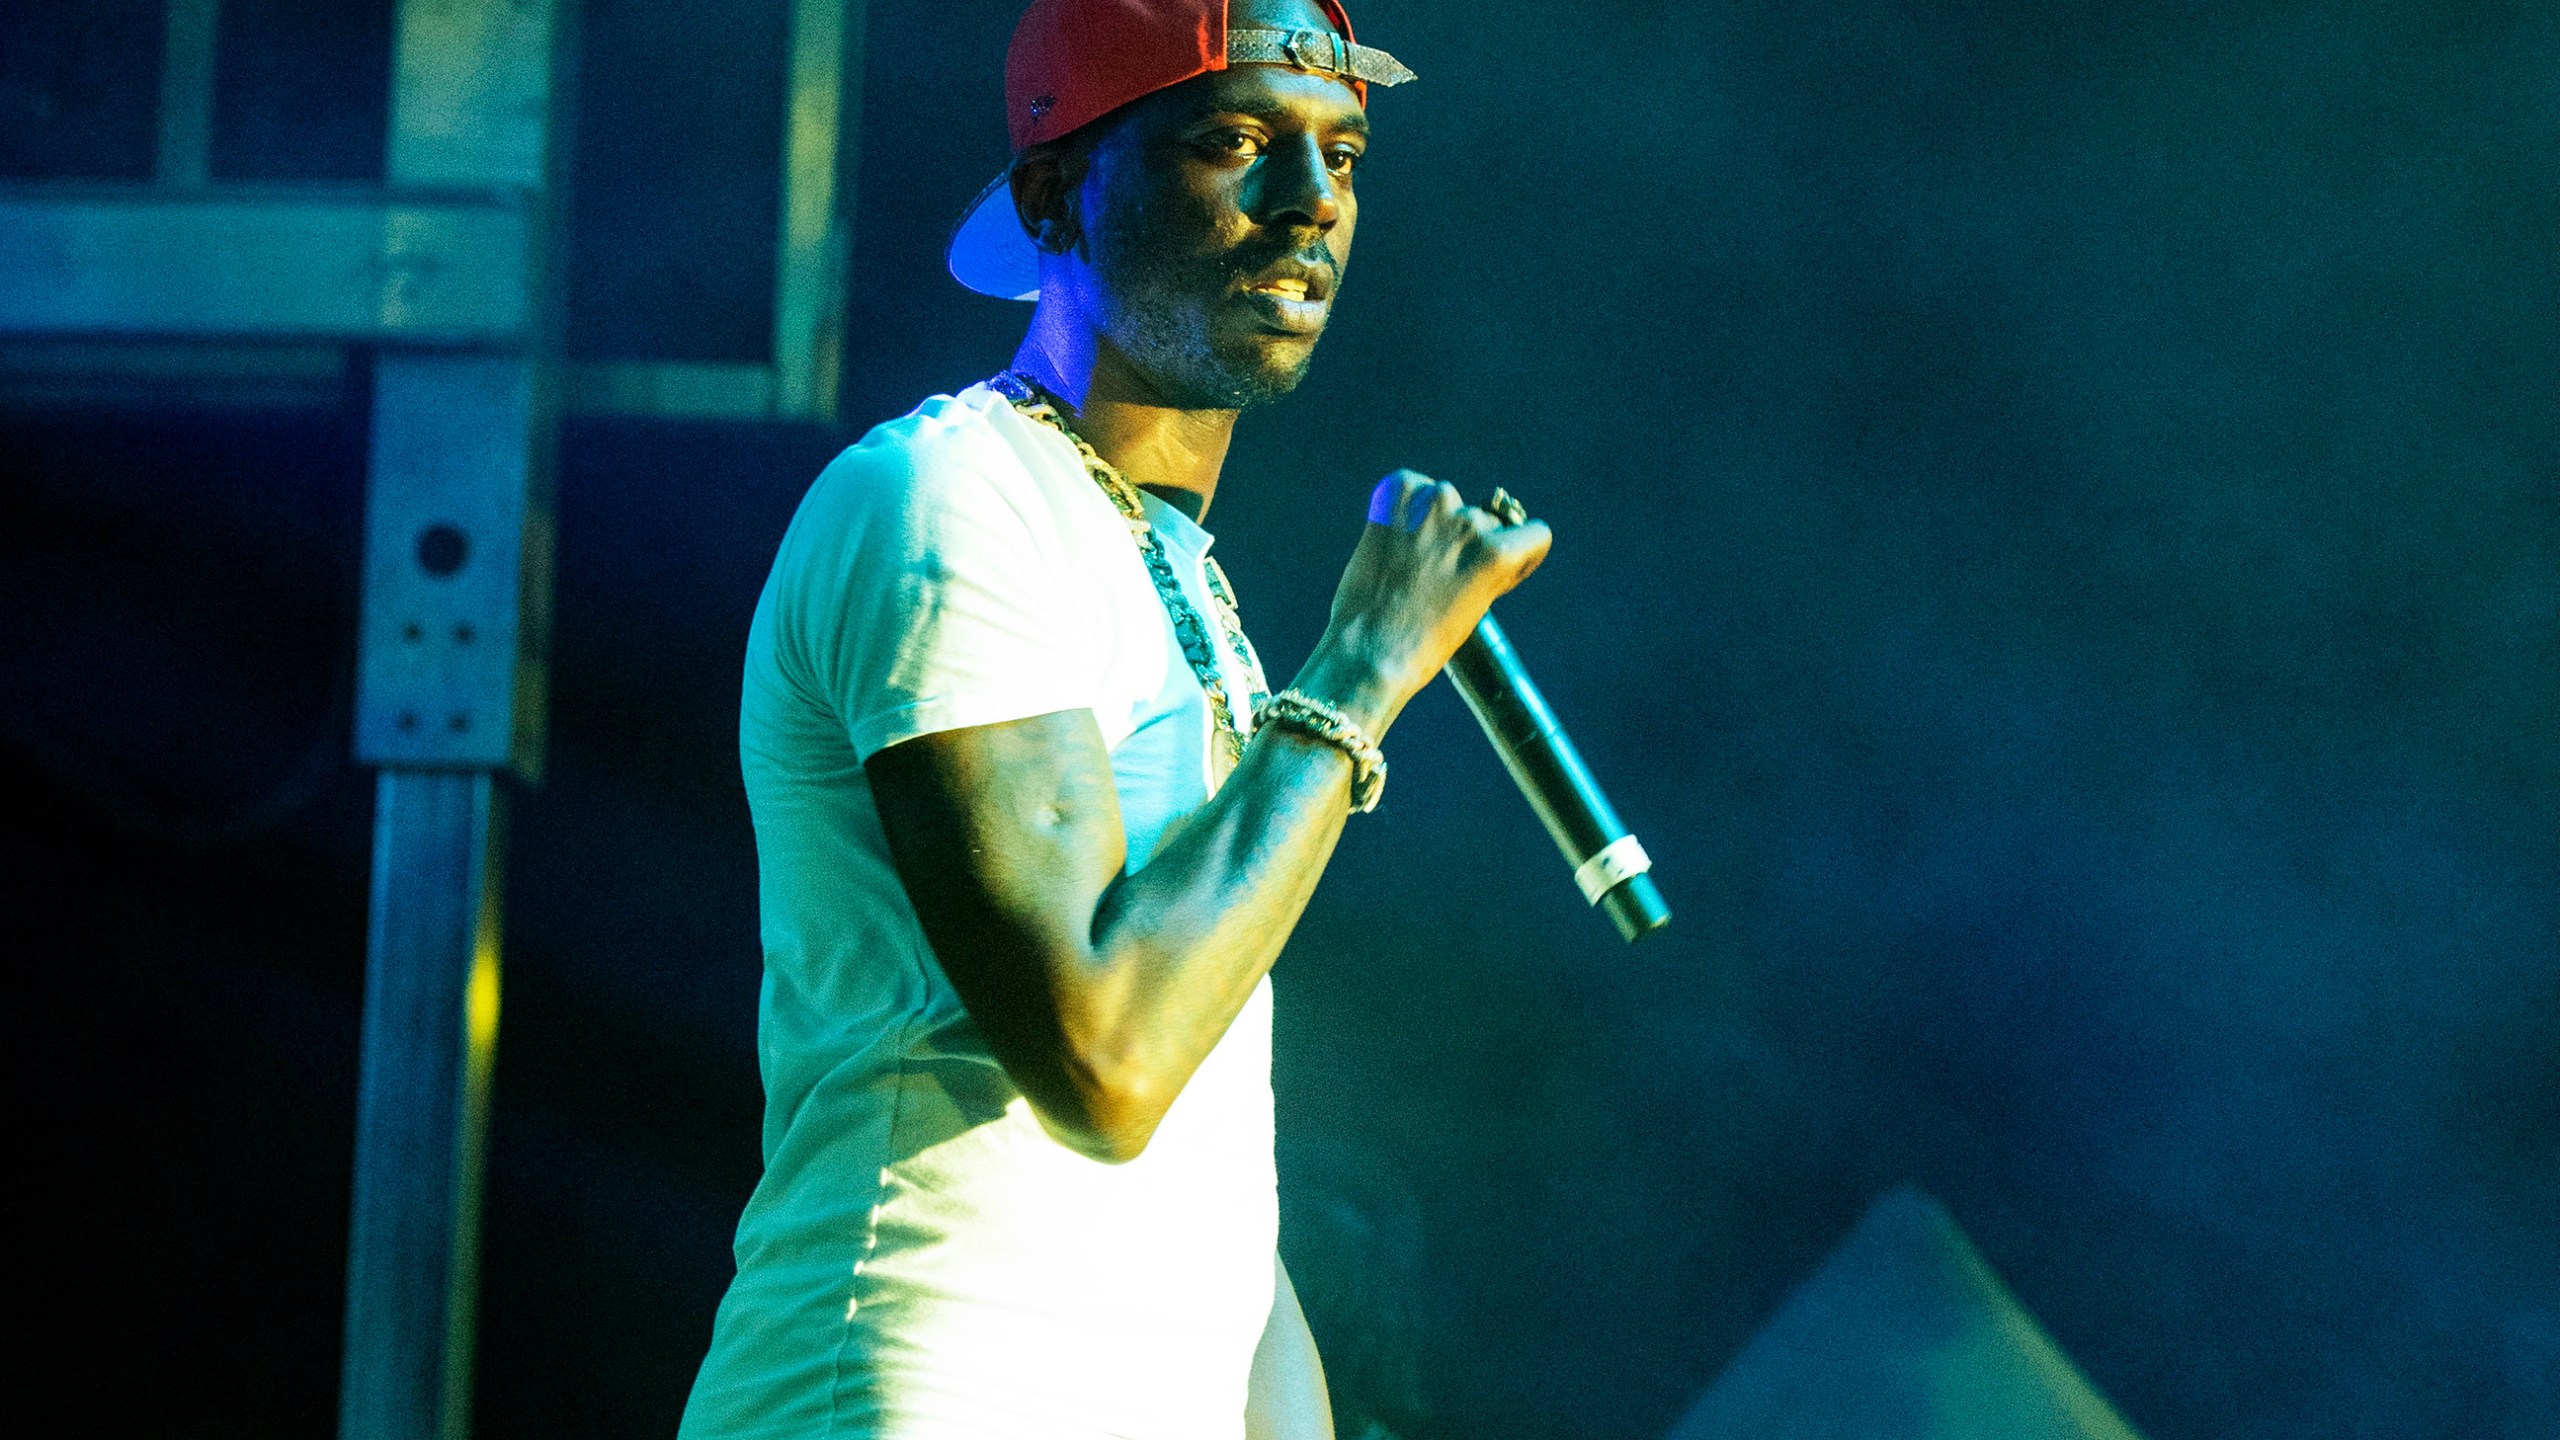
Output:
top-left (1445, 612), bottom-right (1670, 942)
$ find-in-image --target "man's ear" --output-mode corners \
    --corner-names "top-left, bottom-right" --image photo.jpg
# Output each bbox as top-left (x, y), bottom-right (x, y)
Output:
top-left (1009, 149), bottom-right (1081, 256)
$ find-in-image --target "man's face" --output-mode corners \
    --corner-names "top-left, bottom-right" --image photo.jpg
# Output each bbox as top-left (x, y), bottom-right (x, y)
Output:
top-left (1054, 37), bottom-right (1367, 408)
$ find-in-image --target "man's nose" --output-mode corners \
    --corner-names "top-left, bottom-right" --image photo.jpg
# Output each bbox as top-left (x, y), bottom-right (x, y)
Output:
top-left (1246, 134), bottom-right (1342, 230)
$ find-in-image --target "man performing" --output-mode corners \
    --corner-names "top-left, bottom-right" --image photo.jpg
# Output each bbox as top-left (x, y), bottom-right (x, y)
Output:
top-left (682, 2), bottom-right (1549, 1435)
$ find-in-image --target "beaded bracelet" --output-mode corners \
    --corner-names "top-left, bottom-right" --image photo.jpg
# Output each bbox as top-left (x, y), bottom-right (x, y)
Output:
top-left (1253, 689), bottom-right (1387, 814)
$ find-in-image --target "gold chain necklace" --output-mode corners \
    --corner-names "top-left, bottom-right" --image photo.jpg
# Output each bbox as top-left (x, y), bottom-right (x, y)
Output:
top-left (989, 371), bottom-right (1271, 769)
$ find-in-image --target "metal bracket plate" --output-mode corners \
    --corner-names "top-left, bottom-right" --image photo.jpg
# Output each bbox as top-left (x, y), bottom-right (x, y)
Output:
top-left (354, 353), bottom-right (553, 776)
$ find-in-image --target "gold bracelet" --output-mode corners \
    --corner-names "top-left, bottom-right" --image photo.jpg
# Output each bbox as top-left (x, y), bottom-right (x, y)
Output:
top-left (1253, 689), bottom-right (1387, 814)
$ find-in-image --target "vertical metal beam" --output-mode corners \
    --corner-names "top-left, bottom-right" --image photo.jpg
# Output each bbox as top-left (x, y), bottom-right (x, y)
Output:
top-left (774, 0), bottom-right (865, 419)
top-left (339, 771), bottom-right (505, 1440)
top-left (388, 0), bottom-right (560, 190)
top-left (342, 4), bottom-right (568, 1439)
top-left (156, 0), bottom-right (221, 188)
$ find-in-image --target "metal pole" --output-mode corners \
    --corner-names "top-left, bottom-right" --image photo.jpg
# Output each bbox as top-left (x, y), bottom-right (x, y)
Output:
top-left (774, 0), bottom-right (865, 419)
top-left (155, 0), bottom-right (220, 188)
top-left (341, 5), bottom-right (569, 1438)
top-left (339, 771), bottom-right (505, 1440)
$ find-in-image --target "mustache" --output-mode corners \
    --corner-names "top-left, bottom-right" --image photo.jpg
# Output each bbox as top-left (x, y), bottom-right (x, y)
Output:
top-left (1218, 239), bottom-right (1342, 288)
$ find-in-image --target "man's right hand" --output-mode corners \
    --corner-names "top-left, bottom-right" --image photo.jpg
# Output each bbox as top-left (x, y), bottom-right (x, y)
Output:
top-left (1293, 468), bottom-right (1554, 738)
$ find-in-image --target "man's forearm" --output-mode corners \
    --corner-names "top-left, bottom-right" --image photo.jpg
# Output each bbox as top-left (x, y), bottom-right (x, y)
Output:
top-left (1076, 718), bottom-right (1369, 1125)
top-left (1064, 639), bottom-right (1405, 1151)
top-left (868, 650), bottom-right (1396, 1162)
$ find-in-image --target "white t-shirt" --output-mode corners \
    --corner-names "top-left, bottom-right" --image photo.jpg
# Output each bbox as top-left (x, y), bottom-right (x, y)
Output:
top-left (680, 384), bottom-right (1278, 1440)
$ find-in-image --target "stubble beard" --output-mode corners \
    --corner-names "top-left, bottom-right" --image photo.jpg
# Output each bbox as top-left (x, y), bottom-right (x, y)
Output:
top-left (1089, 211), bottom-right (1337, 411)
top-left (1110, 292), bottom-right (1315, 411)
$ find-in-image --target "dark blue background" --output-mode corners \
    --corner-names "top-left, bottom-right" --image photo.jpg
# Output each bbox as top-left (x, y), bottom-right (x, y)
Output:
top-left (4, 2), bottom-right (2553, 1437)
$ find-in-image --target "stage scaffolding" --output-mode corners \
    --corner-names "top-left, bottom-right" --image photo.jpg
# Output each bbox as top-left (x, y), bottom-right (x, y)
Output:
top-left (0, 3), bottom-right (868, 1436)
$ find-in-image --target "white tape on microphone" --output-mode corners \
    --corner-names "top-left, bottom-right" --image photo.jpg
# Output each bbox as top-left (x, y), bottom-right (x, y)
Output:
top-left (1572, 834), bottom-right (1652, 905)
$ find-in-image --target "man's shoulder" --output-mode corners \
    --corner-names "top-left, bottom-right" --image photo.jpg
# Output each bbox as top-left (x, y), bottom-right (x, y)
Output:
top-left (803, 383), bottom-right (1031, 516)
top-left (766, 381), bottom-right (1092, 608)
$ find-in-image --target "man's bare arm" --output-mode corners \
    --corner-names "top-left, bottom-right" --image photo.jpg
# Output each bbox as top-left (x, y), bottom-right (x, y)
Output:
top-left (867, 701), bottom-right (1366, 1160)
top-left (864, 474), bottom-right (1548, 1161)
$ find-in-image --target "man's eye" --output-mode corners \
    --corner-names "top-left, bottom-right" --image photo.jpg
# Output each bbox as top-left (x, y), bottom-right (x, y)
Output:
top-left (1326, 147), bottom-right (1364, 176)
top-left (1205, 130), bottom-right (1263, 159)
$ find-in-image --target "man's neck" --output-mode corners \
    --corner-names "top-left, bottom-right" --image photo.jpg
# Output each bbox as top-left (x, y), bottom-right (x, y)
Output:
top-left (1011, 320), bottom-right (1236, 520)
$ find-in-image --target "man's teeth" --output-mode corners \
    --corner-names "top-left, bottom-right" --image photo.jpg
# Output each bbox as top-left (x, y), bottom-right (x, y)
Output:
top-left (1250, 280), bottom-right (1310, 298)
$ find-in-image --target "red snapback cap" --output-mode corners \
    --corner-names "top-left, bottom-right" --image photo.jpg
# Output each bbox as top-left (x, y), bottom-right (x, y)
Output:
top-left (947, 0), bottom-right (1414, 301)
